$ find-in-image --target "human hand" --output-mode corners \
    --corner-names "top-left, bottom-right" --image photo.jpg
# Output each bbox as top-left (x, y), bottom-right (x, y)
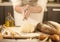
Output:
top-left (23, 5), bottom-right (30, 20)
top-left (23, 10), bottom-right (30, 20)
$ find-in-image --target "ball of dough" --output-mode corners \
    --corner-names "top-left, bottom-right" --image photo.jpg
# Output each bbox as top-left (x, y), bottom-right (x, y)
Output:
top-left (20, 23), bottom-right (35, 33)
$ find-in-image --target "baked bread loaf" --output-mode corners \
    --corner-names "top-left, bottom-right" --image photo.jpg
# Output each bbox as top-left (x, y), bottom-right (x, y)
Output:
top-left (47, 21), bottom-right (60, 34)
top-left (36, 21), bottom-right (60, 35)
top-left (36, 23), bottom-right (57, 34)
top-left (50, 34), bottom-right (60, 41)
top-left (0, 33), bottom-right (3, 39)
top-left (38, 34), bottom-right (48, 40)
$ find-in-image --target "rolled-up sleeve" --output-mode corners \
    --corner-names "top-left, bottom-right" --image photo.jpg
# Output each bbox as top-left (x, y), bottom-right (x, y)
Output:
top-left (11, 0), bottom-right (21, 6)
top-left (37, 0), bottom-right (47, 11)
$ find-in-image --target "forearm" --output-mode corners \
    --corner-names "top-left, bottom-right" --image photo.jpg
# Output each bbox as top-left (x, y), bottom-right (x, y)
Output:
top-left (15, 5), bottom-right (23, 13)
top-left (29, 6), bottom-right (42, 13)
top-left (15, 5), bottom-right (42, 13)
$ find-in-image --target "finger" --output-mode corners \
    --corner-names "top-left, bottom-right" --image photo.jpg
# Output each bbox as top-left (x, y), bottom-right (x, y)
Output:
top-left (23, 16), bottom-right (28, 21)
top-left (24, 13), bottom-right (30, 19)
top-left (25, 10), bottom-right (30, 17)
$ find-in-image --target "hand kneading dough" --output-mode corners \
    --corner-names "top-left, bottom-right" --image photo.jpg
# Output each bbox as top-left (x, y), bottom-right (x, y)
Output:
top-left (20, 23), bottom-right (35, 33)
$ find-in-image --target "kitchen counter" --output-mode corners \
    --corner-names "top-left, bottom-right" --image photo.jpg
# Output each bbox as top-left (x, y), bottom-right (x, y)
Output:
top-left (0, 39), bottom-right (40, 42)
top-left (0, 2), bottom-right (60, 7)
top-left (0, 2), bottom-right (12, 6)
top-left (47, 3), bottom-right (60, 7)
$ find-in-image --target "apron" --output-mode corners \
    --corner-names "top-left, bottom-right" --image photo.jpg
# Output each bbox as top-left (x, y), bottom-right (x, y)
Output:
top-left (13, 0), bottom-right (44, 27)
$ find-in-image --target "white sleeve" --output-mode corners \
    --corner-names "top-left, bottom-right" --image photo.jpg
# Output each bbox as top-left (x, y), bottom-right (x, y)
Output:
top-left (37, 0), bottom-right (48, 11)
top-left (11, 0), bottom-right (22, 6)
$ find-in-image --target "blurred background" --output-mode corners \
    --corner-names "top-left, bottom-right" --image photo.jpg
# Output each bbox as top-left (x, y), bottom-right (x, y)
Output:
top-left (0, 0), bottom-right (60, 25)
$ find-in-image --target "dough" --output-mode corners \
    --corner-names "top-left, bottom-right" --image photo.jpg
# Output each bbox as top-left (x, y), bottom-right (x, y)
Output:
top-left (20, 23), bottom-right (35, 33)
